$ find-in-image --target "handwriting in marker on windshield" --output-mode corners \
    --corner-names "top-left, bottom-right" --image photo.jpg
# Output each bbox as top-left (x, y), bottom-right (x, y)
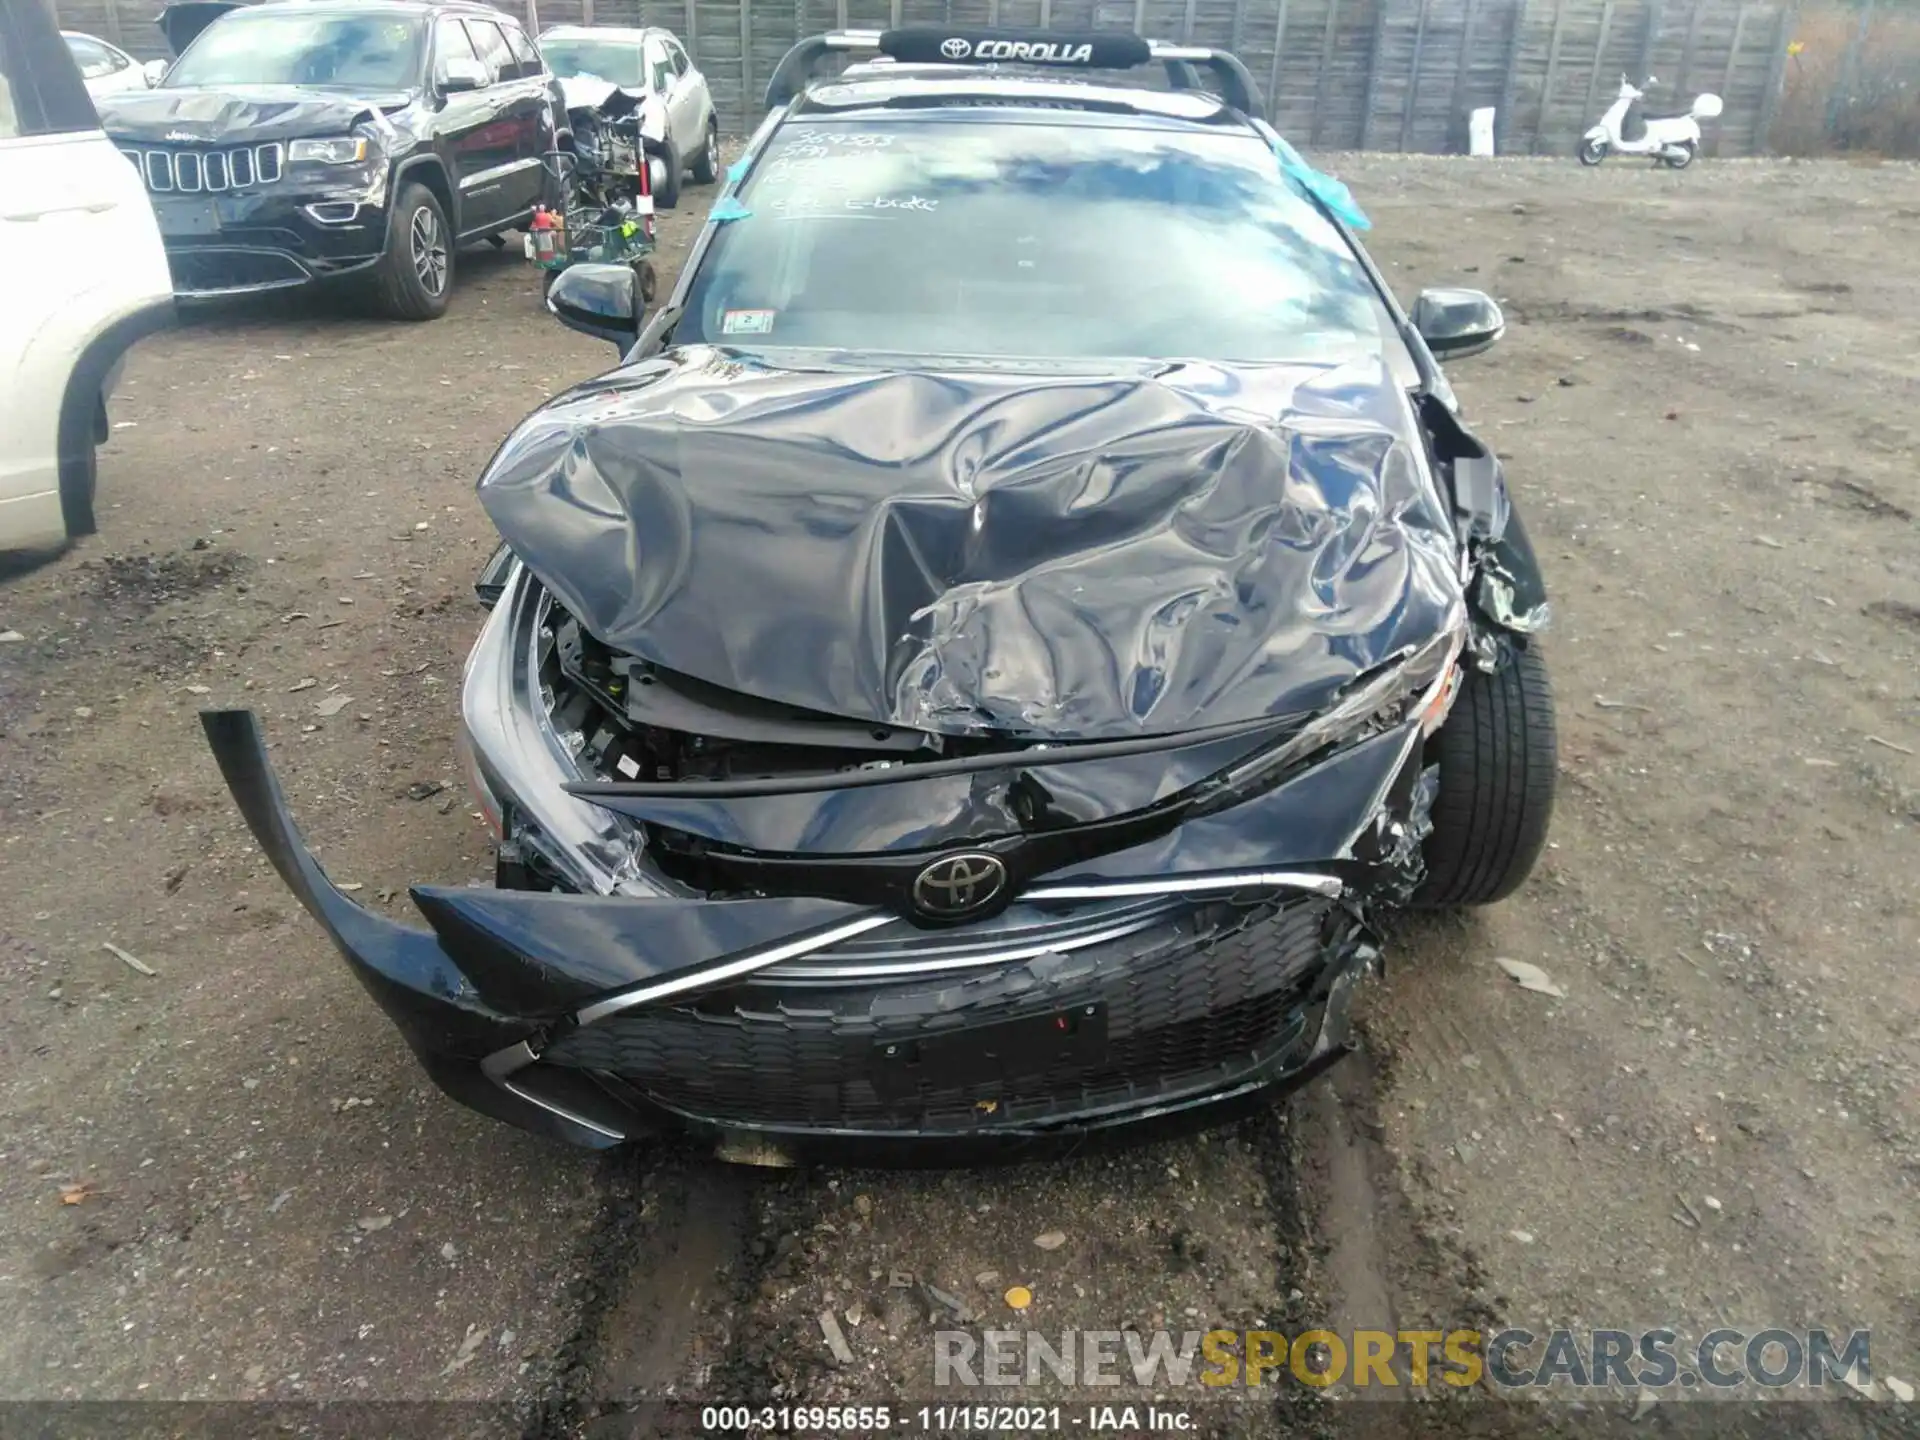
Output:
top-left (843, 195), bottom-right (938, 212)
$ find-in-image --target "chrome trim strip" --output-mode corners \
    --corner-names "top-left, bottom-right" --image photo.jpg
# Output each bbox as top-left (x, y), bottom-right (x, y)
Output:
top-left (571, 874), bottom-right (1337, 1000)
top-left (574, 913), bottom-right (896, 1026)
top-left (498, 1079), bottom-right (627, 1139)
top-left (1024, 870), bottom-right (1344, 902)
top-left (480, 1038), bottom-right (626, 1139)
top-left (123, 143), bottom-right (284, 194)
top-left (459, 156), bottom-right (543, 191)
top-left (174, 278), bottom-right (313, 298)
top-left (762, 911), bottom-right (1166, 981)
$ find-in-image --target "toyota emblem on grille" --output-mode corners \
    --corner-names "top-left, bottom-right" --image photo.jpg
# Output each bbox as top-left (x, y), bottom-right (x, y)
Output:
top-left (912, 851), bottom-right (1006, 917)
top-left (940, 37), bottom-right (972, 59)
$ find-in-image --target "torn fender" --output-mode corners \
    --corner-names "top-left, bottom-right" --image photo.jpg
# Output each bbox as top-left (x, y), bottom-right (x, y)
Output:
top-left (1419, 394), bottom-right (1550, 642)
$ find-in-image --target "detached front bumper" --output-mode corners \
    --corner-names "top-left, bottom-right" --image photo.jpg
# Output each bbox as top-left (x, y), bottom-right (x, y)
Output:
top-left (201, 710), bottom-right (1389, 1162)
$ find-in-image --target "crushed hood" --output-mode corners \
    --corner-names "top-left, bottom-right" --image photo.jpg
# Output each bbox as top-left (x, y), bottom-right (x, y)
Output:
top-left (476, 351), bottom-right (1465, 741)
top-left (97, 85), bottom-right (410, 142)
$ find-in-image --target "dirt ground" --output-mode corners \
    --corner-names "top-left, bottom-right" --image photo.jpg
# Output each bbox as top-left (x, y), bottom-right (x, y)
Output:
top-left (1, 154), bottom-right (1916, 1438)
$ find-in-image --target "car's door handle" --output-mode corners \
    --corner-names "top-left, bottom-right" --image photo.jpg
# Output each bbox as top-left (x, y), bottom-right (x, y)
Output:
top-left (1, 199), bottom-right (119, 222)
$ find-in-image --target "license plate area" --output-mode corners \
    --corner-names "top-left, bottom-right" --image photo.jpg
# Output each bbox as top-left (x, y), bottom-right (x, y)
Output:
top-left (153, 197), bottom-right (221, 236)
top-left (870, 1003), bottom-right (1109, 1103)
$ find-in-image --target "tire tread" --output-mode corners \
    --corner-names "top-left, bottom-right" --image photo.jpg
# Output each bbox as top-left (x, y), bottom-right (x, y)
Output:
top-left (370, 181), bottom-right (451, 322)
top-left (1415, 643), bottom-right (1557, 907)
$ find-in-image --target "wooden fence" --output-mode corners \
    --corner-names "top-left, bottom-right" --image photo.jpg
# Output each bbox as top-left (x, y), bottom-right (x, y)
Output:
top-left (52, 0), bottom-right (1796, 156)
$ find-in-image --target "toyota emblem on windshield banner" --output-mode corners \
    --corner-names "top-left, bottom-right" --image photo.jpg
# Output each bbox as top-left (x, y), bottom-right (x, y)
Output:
top-left (913, 852), bottom-right (1007, 917)
top-left (940, 37), bottom-right (972, 58)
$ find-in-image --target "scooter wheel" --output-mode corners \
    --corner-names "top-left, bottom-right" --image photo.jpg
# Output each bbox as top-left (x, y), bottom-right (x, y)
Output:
top-left (1663, 140), bottom-right (1698, 169)
top-left (1577, 136), bottom-right (1609, 166)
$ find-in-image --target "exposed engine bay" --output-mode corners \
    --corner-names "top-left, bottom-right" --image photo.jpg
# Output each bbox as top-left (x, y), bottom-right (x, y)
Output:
top-left (542, 595), bottom-right (952, 787)
top-left (558, 81), bottom-right (672, 219)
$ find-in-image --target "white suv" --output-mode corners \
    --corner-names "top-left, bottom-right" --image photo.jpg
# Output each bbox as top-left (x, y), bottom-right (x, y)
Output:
top-left (538, 25), bottom-right (716, 208)
top-left (1, 0), bottom-right (173, 552)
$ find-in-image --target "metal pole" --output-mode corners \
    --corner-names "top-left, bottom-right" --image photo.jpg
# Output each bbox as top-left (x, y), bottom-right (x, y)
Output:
top-left (1676, 0), bottom-right (1708, 103)
top-left (1401, 0), bottom-right (1432, 152)
top-left (1582, 0), bottom-right (1616, 129)
top-left (1636, 0), bottom-right (1663, 85)
top-left (739, 0), bottom-right (753, 139)
top-left (1311, 0), bottom-right (1343, 146)
top-left (1360, 0), bottom-right (1391, 149)
top-left (1448, 0), bottom-right (1482, 152)
top-left (1267, 0), bottom-right (1291, 129)
top-left (1714, 3), bottom-right (1750, 154)
top-left (1496, 0), bottom-right (1527, 154)
top-left (1755, 2), bottom-right (1796, 152)
top-left (1532, 0), bottom-right (1569, 154)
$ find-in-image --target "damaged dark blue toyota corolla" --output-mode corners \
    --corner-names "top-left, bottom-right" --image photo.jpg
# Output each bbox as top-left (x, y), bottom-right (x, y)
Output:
top-left (202, 28), bottom-right (1556, 1162)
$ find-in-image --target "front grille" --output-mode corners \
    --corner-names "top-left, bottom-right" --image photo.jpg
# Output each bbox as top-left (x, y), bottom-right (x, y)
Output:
top-left (542, 897), bottom-right (1345, 1132)
top-left (120, 142), bottom-right (283, 193)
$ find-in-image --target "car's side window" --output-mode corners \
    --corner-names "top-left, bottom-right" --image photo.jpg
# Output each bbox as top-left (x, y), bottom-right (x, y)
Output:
top-left (664, 38), bottom-right (689, 77)
top-left (501, 22), bottom-right (541, 79)
top-left (432, 15), bottom-right (480, 84)
top-left (0, 3), bottom-right (97, 137)
top-left (68, 36), bottom-right (128, 79)
top-left (644, 37), bottom-right (673, 94)
top-left (464, 19), bottom-right (515, 85)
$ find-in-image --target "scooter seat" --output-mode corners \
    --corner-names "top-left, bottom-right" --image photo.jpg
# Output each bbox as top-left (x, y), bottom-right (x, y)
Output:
top-left (1646, 110), bottom-right (1692, 124)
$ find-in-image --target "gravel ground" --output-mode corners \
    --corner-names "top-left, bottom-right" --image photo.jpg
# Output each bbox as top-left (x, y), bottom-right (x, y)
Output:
top-left (0, 155), bottom-right (1915, 1438)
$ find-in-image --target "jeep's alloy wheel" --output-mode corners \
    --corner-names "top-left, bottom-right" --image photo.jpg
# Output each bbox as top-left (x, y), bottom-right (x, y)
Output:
top-left (412, 207), bottom-right (448, 295)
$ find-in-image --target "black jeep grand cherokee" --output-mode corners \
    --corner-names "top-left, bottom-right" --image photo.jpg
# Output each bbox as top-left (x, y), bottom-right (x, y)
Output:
top-left (97, 0), bottom-right (563, 319)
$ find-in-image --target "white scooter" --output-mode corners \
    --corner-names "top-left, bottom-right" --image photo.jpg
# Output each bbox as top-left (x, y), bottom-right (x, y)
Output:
top-left (1579, 76), bottom-right (1723, 168)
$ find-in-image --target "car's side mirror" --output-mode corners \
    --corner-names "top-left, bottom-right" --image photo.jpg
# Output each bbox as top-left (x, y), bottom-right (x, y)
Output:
top-left (142, 58), bottom-right (169, 86)
top-left (1412, 287), bottom-right (1505, 361)
top-left (438, 56), bottom-right (488, 94)
top-left (547, 262), bottom-right (642, 352)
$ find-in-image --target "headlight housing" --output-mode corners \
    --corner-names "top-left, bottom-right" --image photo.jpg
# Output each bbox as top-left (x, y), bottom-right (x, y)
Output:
top-left (289, 136), bottom-right (370, 165)
top-left (1200, 626), bottom-right (1465, 808)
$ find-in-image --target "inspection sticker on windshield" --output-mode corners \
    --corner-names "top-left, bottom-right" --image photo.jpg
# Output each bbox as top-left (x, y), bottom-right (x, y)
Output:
top-left (721, 309), bottom-right (777, 335)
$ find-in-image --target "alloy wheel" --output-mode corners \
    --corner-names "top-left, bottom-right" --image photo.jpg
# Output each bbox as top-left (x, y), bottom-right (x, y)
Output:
top-left (411, 206), bottom-right (448, 295)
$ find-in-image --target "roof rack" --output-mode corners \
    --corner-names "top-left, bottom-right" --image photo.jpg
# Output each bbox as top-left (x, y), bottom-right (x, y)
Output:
top-left (764, 26), bottom-right (1265, 121)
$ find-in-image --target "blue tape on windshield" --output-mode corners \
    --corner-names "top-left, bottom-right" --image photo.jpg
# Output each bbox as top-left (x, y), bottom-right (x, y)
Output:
top-left (1274, 137), bottom-right (1370, 231)
top-left (709, 196), bottom-right (753, 223)
top-left (725, 156), bottom-right (750, 187)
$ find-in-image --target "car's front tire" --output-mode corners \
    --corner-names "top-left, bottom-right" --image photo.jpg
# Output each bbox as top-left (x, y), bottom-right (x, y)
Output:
top-left (1414, 642), bottom-right (1557, 907)
top-left (58, 395), bottom-right (105, 539)
top-left (653, 136), bottom-right (682, 210)
top-left (691, 117), bottom-right (720, 185)
top-left (370, 181), bottom-right (452, 321)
